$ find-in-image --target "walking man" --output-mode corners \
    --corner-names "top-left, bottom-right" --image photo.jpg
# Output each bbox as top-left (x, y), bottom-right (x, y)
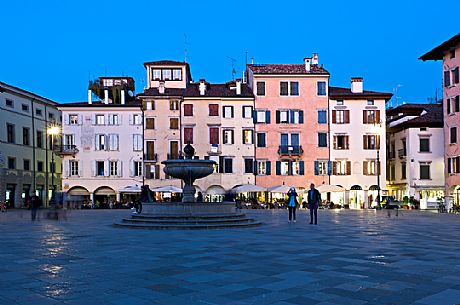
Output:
top-left (307, 183), bottom-right (321, 225)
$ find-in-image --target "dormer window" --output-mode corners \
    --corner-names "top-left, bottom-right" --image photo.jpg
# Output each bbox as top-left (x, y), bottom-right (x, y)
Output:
top-left (152, 69), bottom-right (161, 80)
top-left (173, 69), bottom-right (182, 80)
top-left (151, 68), bottom-right (182, 81)
top-left (162, 69), bottom-right (172, 80)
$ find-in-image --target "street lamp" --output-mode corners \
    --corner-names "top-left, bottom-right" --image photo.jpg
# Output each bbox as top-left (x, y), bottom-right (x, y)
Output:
top-left (47, 125), bottom-right (60, 204)
top-left (372, 119), bottom-right (383, 210)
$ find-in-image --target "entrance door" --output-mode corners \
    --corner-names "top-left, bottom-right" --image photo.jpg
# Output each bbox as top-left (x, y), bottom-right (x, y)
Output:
top-left (6, 184), bottom-right (15, 208)
top-left (170, 141), bottom-right (179, 159)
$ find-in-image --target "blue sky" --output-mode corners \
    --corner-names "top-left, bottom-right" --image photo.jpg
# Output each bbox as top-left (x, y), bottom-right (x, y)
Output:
top-left (0, 0), bottom-right (457, 104)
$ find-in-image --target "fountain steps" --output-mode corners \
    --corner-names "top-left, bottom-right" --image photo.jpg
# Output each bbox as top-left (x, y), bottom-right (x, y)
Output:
top-left (114, 213), bottom-right (261, 229)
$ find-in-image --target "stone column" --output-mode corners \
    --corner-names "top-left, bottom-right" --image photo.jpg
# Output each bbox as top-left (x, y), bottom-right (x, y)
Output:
top-left (344, 190), bottom-right (350, 207)
top-left (364, 190), bottom-right (369, 209)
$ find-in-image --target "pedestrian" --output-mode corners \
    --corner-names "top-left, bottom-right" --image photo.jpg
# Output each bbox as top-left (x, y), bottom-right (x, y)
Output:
top-left (196, 192), bottom-right (203, 202)
top-left (307, 183), bottom-right (321, 225)
top-left (31, 195), bottom-right (40, 221)
top-left (287, 187), bottom-right (298, 223)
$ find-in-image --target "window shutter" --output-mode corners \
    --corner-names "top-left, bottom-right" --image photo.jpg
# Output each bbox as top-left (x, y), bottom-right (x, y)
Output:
top-left (104, 161), bottom-right (109, 176)
top-left (129, 160), bottom-right (134, 177)
top-left (448, 158), bottom-right (452, 174)
top-left (253, 110), bottom-right (257, 124)
top-left (64, 161), bottom-right (69, 177)
top-left (363, 161), bottom-right (368, 175)
top-left (155, 165), bottom-right (160, 179)
top-left (332, 161), bottom-right (337, 175)
top-left (276, 111), bottom-right (280, 124)
top-left (314, 161), bottom-right (319, 175)
top-left (445, 70), bottom-right (451, 87)
top-left (456, 157), bottom-right (460, 173)
top-left (265, 110), bottom-right (270, 123)
top-left (299, 111), bottom-right (304, 124)
top-left (118, 114), bottom-right (122, 125)
top-left (363, 110), bottom-right (367, 124)
top-left (333, 136), bottom-right (337, 150)
top-left (447, 98), bottom-right (451, 114)
top-left (78, 161), bottom-right (82, 177)
top-left (363, 136), bottom-right (368, 149)
top-left (64, 115), bottom-right (70, 125)
top-left (456, 96), bottom-right (460, 112)
top-left (288, 161), bottom-right (293, 175)
top-left (129, 114), bottom-right (133, 125)
top-left (276, 161), bottom-right (281, 175)
top-left (77, 115), bottom-right (83, 125)
top-left (344, 110), bottom-right (350, 123)
top-left (455, 67), bottom-right (459, 84)
top-left (219, 156), bottom-right (224, 173)
top-left (253, 161), bottom-right (258, 176)
top-left (91, 161), bottom-right (96, 177)
top-left (266, 161), bottom-right (271, 175)
top-left (332, 110), bottom-right (336, 123)
top-left (95, 135), bottom-right (100, 150)
top-left (328, 161), bottom-right (332, 175)
top-left (376, 110), bottom-right (380, 123)
top-left (290, 110), bottom-right (295, 124)
top-left (346, 161), bottom-right (351, 175)
top-left (92, 114), bottom-right (96, 125)
top-left (117, 161), bottom-right (122, 177)
top-left (231, 107), bottom-right (234, 118)
top-left (376, 135), bottom-right (380, 149)
top-left (346, 136), bottom-right (349, 149)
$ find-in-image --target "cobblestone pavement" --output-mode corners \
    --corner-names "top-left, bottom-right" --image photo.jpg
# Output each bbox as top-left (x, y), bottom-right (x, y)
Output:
top-left (1, 209), bottom-right (460, 305)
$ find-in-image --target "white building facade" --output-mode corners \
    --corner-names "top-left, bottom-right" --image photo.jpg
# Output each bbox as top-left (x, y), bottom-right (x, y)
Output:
top-left (329, 78), bottom-right (392, 209)
top-left (386, 104), bottom-right (444, 209)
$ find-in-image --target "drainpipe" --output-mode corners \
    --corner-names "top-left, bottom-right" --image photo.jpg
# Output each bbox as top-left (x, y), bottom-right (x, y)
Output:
top-left (142, 103), bottom-right (145, 187)
top-left (45, 104), bottom-right (49, 207)
top-left (31, 98), bottom-right (36, 196)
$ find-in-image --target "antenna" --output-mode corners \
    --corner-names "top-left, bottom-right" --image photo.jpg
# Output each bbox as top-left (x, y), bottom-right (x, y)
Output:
top-left (184, 34), bottom-right (191, 62)
top-left (226, 56), bottom-right (237, 80)
top-left (393, 84), bottom-right (403, 107)
top-left (245, 51), bottom-right (248, 66)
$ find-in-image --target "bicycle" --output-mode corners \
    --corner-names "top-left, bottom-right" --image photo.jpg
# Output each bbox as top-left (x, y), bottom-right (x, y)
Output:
top-left (438, 203), bottom-right (447, 213)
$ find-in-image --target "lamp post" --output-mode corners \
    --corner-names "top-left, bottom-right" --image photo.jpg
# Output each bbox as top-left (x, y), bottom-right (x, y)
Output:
top-left (47, 126), bottom-right (60, 204)
top-left (377, 150), bottom-right (380, 209)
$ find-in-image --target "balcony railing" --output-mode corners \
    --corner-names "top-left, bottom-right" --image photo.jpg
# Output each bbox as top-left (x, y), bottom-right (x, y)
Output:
top-left (144, 153), bottom-right (158, 161)
top-left (278, 145), bottom-right (303, 156)
top-left (398, 149), bottom-right (406, 158)
top-left (54, 145), bottom-right (79, 156)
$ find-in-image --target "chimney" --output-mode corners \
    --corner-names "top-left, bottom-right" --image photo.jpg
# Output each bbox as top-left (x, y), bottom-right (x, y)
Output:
top-left (104, 89), bottom-right (109, 104)
top-left (121, 90), bottom-right (125, 104)
top-left (235, 78), bottom-right (241, 95)
top-left (87, 89), bottom-right (92, 104)
top-left (351, 77), bottom-right (363, 93)
top-left (304, 57), bottom-right (311, 72)
top-left (159, 80), bottom-right (165, 94)
top-left (199, 79), bottom-right (206, 96)
top-left (312, 53), bottom-right (319, 65)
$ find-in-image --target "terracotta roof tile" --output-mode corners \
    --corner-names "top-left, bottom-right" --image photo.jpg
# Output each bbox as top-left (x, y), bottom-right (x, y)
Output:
top-left (247, 64), bottom-right (329, 75)
top-left (329, 86), bottom-right (392, 100)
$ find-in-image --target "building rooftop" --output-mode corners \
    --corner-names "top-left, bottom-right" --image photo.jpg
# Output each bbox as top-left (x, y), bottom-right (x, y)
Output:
top-left (143, 60), bottom-right (189, 67)
top-left (247, 64), bottom-right (329, 75)
top-left (57, 101), bottom-right (142, 108)
top-left (0, 81), bottom-right (58, 105)
top-left (419, 33), bottom-right (460, 61)
top-left (387, 103), bottom-right (443, 131)
top-left (184, 81), bottom-right (254, 98)
top-left (137, 88), bottom-right (186, 97)
top-left (329, 86), bottom-right (393, 100)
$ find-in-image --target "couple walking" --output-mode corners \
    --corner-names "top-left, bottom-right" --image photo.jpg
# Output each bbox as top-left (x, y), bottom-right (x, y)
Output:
top-left (287, 183), bottom-right (320, 225)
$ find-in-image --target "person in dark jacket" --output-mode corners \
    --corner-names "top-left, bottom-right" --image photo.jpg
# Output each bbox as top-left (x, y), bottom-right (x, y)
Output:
top-left (287, 187), bottom-right (298, 223)
top-left (307, 183), bottom-right (321, 225)
top-left (31, 195), bottom-right (41, 221)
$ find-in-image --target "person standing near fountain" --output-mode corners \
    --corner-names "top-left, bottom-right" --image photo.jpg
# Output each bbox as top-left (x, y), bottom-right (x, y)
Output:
top-left (287, 187), bottom-right (298, 223)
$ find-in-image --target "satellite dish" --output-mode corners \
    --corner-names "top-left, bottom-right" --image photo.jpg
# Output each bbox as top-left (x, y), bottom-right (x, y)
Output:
top-left (128, 90), bottom-right (134, 97)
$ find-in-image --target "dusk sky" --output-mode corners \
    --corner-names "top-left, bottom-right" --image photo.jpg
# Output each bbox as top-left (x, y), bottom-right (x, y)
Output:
top-left (1, 0), bottom-right (458, 105)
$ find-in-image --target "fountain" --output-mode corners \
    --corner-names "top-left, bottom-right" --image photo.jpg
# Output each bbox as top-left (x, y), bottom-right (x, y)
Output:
top-left (115, 143), bottom-right (261, 229)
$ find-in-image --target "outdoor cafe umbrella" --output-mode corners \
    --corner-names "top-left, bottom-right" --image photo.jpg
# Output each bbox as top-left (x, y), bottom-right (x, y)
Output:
top-left (232, 184), bottom-right (267, 193)
top-left (118, 185), bottom-right (142, 193)
top-left (268, 185), bottom-right (296, 193)
top-left (150, 185), bottom-right (183, 193)
top-left (316, 184), bottom-right (345, 193)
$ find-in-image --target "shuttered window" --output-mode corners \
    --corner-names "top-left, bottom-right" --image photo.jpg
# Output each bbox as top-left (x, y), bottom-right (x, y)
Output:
top-left (184, 128), bottom-right (193, 144)
top-left (184, 104), bottom-right (193, 116)
top-left (209, 127), bottom-right (219, 144)
top-left (209, 104), bottom-right (219, 116)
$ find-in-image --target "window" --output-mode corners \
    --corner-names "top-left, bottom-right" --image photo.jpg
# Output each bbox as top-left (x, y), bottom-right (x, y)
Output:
top-left (280, 161), bottom-right (289, 175)
top-left (256, 82), bottom-right (265, 96)
top-left (448, 157), bottom-right (460, 174)
top-left (244, 158), bottom-right (254, 174)
top-left (146, 141), bottom-right (155, 160)
top-left (337, 100), bottom-right (344, 105)
top-left (37, 131), bottom-right (43, 148)
top-left (170, 118), bottom-right (179, 129)
top-left (133, 161), bottom-right (143, 176)
top-left (152, 69), bottom-right (161, 80)
top-left (290, 82), bottom-right (299, 96)
top-left (332, 160), bottom-right (351, 175)
top-left (451, 127), bottom-right (457, 144)
top-left (96, 161), bottom-right (105, 176)
top-left (333, 135), bottom-right (349, 150)
top-left (318, 110), bottom-right (327, 124)
top-left (222, 129), bottom-right (234, 144)
top-left (6, 124), bottom-right (15, 143)
top-left (420, 163), bottom-right (431, 180)
top-left (6, 99), bottom-right (13, 107)
top-left (146, 118), bottom-right (155, 129)
top-left (276, 160), bottom-right (304, 175)
top-left (332, 110), bottom-right (350, 124)
top-left (448, 96), bottom-right (460, 114)
top-left (315, 160), bottom-right (329, 176)
top-left (108, 114), bottom-right (119, 125)
top-left (22, 104), bottom-right (29, 112)
top-left (170, 100), bottom-right (179, 110)
top-left (48, 113), bottom-right (55, 120)
top-left (146, 164), bottom-right (161, 179)
top-left (317, 81), bottom-right (327, 96)
top-left (69, 114), bottom-right (79, 125)
top-left (363, 110), bottom-right (380, 124)
top-left (367, 100), bottom-right (375, 105)
top-left (223, 106), bottom-right (234, 118)
top-left (173, 69), bottom-right (182, 80)
top-left (110, 161), bottom-right (119, 176)
top-left (256, 160), bottom-right (271, 175)
top-left (162, 69), bottom-right (172, 80)
top-left (209, 104), bottom-right (219, 116)
top-left (96, 134), bottom-right (106, 150)
top-left (7, 157), bottom-right (15, 169)
top-left (108, 134), bottom-right (119, 151)
top-left (37, 161), bottom-right (44, 172)
top-left (420, 127), bottom-right (427, 131)
top-left (280, 82), bottom-right (288, 96)
top-left (276, 110), bottom-right (303, 124)
top-left (243, 106), bottom-right (253, 118)
top-left (243, 129), bottom-right (254, 144)
top-left (23, 159), bottom-right (30, 171)
top-left (95, 114), bottom-right (105, 125)
top-left (219, 157), bottom-right (233, 174)
top-left (184, 127), bottom-right (194, 144)
top-left (209, 127), bottom-right (219, 144)
top-left (318, 133), bottom-right (328, 148)
top-left (64, 134), bottom-right (75, 147)
top-left (445, 67), bottom-right (460, 87)
top-left (22, 128), bottom-right (29, 145)
top-left (133, 134), bottom-right (143, 151)
top-left (419, 138), bottom-right (430, 152)
top-left (257, 133), bottom-right (266, 147)
top-left (184, 104), bottom-right (193, 116)
top-left (36, 108), bottom-right (42, 116)
top-left (70, 160), bottom-right (79, 176)
top-left (255, 110), bottom-right (270, 123)
top-left (144, 101), bottom-right (154, 111)
top-left (363, 160), bottom-right (379, 175)
top-left (132, 114), bottom-right (142, 125)
top-left (278, 110), bottom-right (289, 123)
top-left (363, 135), bottom-right (380, 149)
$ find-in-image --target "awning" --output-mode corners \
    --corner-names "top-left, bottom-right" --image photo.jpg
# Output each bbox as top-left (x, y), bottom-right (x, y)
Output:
top-left (206, 185), bottom-right (226, 195)
top-left (232, 184), bottom-right (267, 193)
top-left (119, 185), bottom-right (142, 193)
top-left (67, 187), bottom-right (89, 196)
top-left (94, 187), bottom-right (116, 196)
top-left (151, 185), bottom-right (183, 193)
top-left (316, 185), bottom-right (345, 193)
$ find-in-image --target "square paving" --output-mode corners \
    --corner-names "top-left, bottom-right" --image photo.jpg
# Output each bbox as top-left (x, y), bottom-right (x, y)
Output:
top-left (1, 209), bottom-right (460, 305)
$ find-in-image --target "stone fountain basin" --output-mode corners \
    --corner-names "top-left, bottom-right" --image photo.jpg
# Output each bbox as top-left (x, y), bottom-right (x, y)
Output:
top-left (161, 160), bottom-right (216, 180)
top-left (141, 201), bottom-right (236, 215)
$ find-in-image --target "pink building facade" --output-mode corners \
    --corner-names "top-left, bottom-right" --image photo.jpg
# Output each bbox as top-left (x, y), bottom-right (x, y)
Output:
top-left (421, 33), bottom-right (460, 205)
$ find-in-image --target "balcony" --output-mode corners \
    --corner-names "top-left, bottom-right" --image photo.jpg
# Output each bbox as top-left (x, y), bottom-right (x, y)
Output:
top-left (144, 153), bottom-right (158, 162)
top-left (54, 145), bottom-right (79, 156)
top-left (207, 144), bottom-right (222, 155)
top-left (278, 145), bottom-right (303, 156)
top-left (398, 149), bottom-right (406, 159)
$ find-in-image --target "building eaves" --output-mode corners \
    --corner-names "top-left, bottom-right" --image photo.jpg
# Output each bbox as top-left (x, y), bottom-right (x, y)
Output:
top-left (419, 33), bottom-right (460, 61)
top-left (329, 86), bottom-right (393, 100)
